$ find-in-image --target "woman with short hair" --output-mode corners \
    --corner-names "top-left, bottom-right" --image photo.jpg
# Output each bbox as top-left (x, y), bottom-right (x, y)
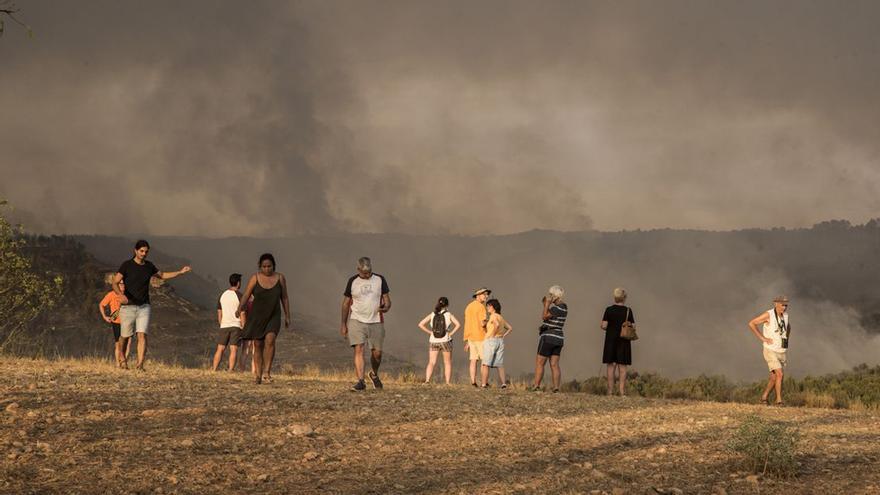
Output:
top-left (417, 297), bottom-right (461, 384)
top-left (601, 288), bottom-right (635, 396)
top-left (531, 285), bottom-right (567, 392)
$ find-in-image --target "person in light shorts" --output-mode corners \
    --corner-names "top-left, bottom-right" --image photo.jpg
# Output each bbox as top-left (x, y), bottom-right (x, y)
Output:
top-left (418, 297), bottom-right (461, 384)
top-left (748, 295), bottom-right (791, 406)
top-left (340, 257), bottom-right (391, 391)
top-left (480, 299), bottom-right (512, 389)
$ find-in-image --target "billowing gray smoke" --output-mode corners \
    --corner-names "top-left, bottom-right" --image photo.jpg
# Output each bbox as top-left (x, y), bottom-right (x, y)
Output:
top-left (3, 1), bottom-right (880, 234)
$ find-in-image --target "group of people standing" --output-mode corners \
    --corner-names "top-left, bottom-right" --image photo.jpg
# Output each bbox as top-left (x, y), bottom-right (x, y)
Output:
top-left (100, 240), bottom-right (793, 404)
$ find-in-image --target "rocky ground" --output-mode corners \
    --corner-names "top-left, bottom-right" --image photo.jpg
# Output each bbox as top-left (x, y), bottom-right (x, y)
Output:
top-left (1, 356), bottom-right (879, 495)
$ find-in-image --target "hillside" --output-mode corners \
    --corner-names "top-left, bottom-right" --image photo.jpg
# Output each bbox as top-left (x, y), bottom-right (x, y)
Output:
top-left (2, 356), bottom-right (879, 494)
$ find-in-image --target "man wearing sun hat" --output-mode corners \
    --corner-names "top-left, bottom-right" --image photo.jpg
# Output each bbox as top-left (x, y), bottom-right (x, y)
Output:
top-left (463, 287), bottom-right (491, 387)
top-left (747, 295), bottom-right (791, 405)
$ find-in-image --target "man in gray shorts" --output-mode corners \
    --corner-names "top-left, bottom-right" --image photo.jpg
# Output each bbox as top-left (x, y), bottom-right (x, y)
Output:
top-left (341, 257), bottom-right (391, 391)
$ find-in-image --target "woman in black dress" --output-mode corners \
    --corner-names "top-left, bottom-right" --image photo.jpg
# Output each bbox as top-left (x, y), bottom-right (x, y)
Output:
top-left (237, 253), bottom-right (290, 384)
top-left (601, 287), bottom-right (634, 396)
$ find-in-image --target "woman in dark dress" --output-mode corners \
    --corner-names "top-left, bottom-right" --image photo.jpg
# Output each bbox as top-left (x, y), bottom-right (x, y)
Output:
top-left (237, 253), bottom-right (290, 384)
top-left (601, 287), bottom-right (634, 396)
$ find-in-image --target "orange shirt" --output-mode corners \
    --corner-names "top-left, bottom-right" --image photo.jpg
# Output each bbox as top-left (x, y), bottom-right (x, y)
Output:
top-left (99, 291), bottom-right (123, 324)
top-left (463, 299), bottom-right (487, 342)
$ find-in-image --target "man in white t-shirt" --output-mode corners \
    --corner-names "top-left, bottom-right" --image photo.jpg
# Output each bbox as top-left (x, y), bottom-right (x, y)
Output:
top-left (213, 273), bottom-right (246, 372)
top-left (340, 257), bottom-right (391, 391)
top-left (747, 295), bottom-right (791, 405)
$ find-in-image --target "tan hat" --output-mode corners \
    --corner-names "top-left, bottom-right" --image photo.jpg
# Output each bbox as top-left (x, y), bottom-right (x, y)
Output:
top-left (472, 287), bottom-right (492, 298)
top-left (773, 295), bottom-right (790, 303)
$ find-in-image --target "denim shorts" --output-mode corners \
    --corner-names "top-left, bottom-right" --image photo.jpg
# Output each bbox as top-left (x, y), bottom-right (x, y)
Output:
top-left (119, 304), bottom-right (151, 338)
top-left (482, 337), bottom-right (505, 368)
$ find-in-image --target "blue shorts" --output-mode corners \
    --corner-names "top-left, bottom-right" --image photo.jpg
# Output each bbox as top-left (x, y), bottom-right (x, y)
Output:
top-left (482, 337), bottom-right (505, 368)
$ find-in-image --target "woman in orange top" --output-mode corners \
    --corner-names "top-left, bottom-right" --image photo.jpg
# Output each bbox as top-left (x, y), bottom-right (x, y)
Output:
top-left (99, 281), bottom-right (130, 368)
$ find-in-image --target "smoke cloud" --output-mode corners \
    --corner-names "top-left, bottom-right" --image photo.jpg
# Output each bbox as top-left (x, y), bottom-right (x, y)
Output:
top-left (3, 1), bottom-right (880, 234)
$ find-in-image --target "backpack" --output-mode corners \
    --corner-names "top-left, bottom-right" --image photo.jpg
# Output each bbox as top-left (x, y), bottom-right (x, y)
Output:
top-left (431, 311), bottom-right (448, 339)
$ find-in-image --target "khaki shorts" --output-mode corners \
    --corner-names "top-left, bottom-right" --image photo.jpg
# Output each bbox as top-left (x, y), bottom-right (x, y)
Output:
top-left (348, 320), bottom-right (385, 351)
top-left (763, 347), bottom-right (787, 371)
top-left (466, 340), bottom-right (484, 361)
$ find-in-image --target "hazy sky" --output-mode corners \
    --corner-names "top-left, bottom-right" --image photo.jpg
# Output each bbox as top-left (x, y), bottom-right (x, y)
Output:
top-left (2, 1), bottom-right (879, 235)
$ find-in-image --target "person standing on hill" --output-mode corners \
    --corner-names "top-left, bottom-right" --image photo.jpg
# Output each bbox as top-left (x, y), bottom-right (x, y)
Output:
top-left (463, 287), bottom-right (491, 387)
top-left (481, 298), bottom-right (512, 389)
top-left (212, 273), bottom-right (246, 372)
top-left (417, 296), bottom-right (461, 384)
top-left (340, 257), bottom-right (391, 391)
top-left (531, 285), bottom-right (568, 392)
top-left (748, 295), bottom-right (791, 406)
top-left (601, 288), bottom-right (635, 396)
top-left (237, 254), bottom-right (290, 385)
top-left (98, 280), bottom-right (130, 368)
top-left (112, 240), bottom-right (191, 371)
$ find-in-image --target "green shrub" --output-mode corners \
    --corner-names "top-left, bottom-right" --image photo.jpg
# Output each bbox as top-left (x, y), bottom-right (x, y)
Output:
top-left (727, 414), bottom-right (799, 477)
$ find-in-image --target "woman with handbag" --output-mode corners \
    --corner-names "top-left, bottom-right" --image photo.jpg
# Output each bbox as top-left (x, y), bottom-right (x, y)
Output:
top-left (601, 287), bottom-right (636, 396)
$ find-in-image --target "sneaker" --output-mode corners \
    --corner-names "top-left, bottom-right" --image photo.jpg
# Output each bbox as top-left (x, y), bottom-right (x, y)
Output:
top-left (552, 388), bottom-right (560, 394)
top-left (528, 386), bottom-right (542, 392)
top-left (500, 383), bottom-right (508, 389)
top-left (368, 371), bottom-right (383, 389)
top-left (471, 382), bottom-right (479, 388)
top-left (351, 380), bottom-right (366, 391)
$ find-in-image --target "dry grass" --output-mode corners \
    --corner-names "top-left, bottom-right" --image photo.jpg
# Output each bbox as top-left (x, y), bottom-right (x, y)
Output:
top-left (2, 356), bottom-right (880, 495)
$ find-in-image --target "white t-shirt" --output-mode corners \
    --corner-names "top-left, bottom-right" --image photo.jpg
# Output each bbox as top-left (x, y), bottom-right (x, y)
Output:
top-left (217, 289), bottom-right (242, 329)
top-left (421, 311), bottom-right (455, 343)
top-left (762, 309), bottom-right (790, 353)
top-left (344, 274), bottom-right (389, 324)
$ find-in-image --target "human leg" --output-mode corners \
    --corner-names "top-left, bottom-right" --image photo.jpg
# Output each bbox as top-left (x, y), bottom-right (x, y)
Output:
top-left (227, 345), bottom-right (238, 372)
top-left (549, 355), bottom-right (561, 391)
top-left (353, 344), bottom-right (365, 381)
top-left (426, 348), bottom-right (439, 382)
top-left (252, 339), bottom-right (265, 383)
top-left (533, 355), bottom-right (547, 388)
top-left (212, 345), bottom-right (226, 371)
top-left (617, 364), bottom-right (628, 396)
top-left (442, 350), bottom-right (453, 384)
top-left (263, 332), bottom-right (277, 379)
top-left (606, 364), bottom-right (615, 395)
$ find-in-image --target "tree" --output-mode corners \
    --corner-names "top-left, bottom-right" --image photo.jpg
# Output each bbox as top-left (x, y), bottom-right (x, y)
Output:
top-left (0, 0), bottom-right (31, 37)
top-left (0, 200), bottom-right (63, 352)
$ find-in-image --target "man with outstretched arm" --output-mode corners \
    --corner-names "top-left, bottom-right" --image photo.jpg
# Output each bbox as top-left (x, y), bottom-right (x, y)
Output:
top-left (747, 295), bottom-right (792, 405)
top-left (112, 239), bottom-right (191, 371)
top-left (340, 257), bottom-right (391, 391)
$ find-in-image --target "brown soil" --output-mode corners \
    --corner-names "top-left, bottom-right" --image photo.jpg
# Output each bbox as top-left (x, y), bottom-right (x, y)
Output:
top-left (1, 357), bottom-right (878, 495)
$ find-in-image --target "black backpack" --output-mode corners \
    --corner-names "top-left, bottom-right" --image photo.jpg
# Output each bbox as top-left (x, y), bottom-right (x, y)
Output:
top-left (431, 311), bottom-right (447, 339)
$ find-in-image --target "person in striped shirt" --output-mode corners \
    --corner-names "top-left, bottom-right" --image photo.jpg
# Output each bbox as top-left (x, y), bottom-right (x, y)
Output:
top-left (530, 285), bottom-right (567, 392)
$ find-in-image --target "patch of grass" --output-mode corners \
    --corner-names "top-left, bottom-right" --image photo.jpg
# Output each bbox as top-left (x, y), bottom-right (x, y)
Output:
top-left (727, 414), bottom-right (800, 478)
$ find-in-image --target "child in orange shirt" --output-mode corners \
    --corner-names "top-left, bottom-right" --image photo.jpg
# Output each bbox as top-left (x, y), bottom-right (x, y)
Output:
top-left (99, 281), bottom-right (130, 368)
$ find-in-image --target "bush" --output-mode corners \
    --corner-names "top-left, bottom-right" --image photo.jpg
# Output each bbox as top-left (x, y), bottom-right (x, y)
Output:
top-left (727, 414), bottom-right (799, 478)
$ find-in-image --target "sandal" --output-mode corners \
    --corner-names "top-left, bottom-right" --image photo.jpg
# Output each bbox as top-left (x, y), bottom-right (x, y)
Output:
top-left (262, 375), bottom-right (274, 384)
top-left (254, 375), bottom-right (263, 385)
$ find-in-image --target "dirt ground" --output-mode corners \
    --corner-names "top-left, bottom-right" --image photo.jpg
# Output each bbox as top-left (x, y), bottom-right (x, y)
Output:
top-left (1, 357), bottom-right (879, 495)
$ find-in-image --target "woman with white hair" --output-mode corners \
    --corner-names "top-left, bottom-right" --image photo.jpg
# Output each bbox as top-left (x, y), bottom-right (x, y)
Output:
top-left (530, 285), bottom-right (568, 392)
top-left (601, 287), bottom-right (635, 396)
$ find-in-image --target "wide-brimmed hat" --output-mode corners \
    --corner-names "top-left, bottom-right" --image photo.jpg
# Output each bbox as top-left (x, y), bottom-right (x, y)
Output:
top-left (773, 295), bottom-right (790, 303)
top-left (472, 287), bottom-right (492, 298)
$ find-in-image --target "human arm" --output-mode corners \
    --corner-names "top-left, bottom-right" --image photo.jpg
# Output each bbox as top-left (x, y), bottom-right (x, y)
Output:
top-left (340, 296), bottom-right (352, 336)
top-left (157, 265), bottom-right (191, 280)
top-left (417, 314), bottom-right (433, 335)
top-left (379, 276), bottom-right (391, 312)
top-left (98, 295), bottom-right (113, 323)
top-left (279, 274), bottom-right (291, 328)
top-left (235, 275), bottom-right (257, 318)
top-left (448, 314), bottom-right (462, 337)
top-left (111, 272), bottom-right (128, 304)
top-left (541, 296), bottom-right (553, 321)
top-left (748, 312), bottom-right (773, 344)
top-left (502, 318), bottom-right (513, 338)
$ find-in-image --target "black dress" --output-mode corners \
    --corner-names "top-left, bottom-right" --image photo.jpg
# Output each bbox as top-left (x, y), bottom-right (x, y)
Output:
top-left (241, 280), bottom-right (282, 340)
top-left (602, 304), bottom-right (634, 365)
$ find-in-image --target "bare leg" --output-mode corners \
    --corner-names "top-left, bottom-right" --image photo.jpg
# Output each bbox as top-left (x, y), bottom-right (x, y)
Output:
top-left (370, 349), bottom-right (382, 376)
top-left (618, 365), bottom-right (628, 396)
top-left (480, 364), bottom-right (490, 387)
top-left (114, 339), bottom-right (124, 367)
top-left (135, 333), bottom-right (148, 370)
top-left (442, 351), bottom-right (453, 384)
top-left (252, 339), bottom-right (265, 383)
top-left (761, 373), bottom-right (775, 402)
top-left (227, 345), bottom-right (238, 372)
top-left (425, 348), bottom-right (439, 382)
top-left (773, 369), bottom-right (784, 403)
top-left (549, 355), bottom-right (561, 391)
top-left (212, 345), bottom-right (226, 372)
top-left (606, 364), bottom-right (615, 395)
top-left (469, 359), bottom-right (479, 385)
top-left (119, 337), bottom-right (131, 369)
top-left (497, 366), bottom-right (507, 387)
top-left (533, 355), bottom-right (547, 388)
top-left (353, 344), bottom-right (365, 381)
top-left (263, 332), bottom-right (277, 379)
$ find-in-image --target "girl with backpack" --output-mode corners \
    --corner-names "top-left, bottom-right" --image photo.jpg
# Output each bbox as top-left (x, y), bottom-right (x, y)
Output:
top-left (417, 297), bottom-right (461, 384)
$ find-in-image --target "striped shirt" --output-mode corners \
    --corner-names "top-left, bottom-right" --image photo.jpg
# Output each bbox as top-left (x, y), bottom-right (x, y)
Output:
top-left (540, 303), bottom-right (568, 339)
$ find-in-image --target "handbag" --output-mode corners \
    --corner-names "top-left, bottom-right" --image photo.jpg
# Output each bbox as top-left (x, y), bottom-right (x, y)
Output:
top-left (620, 307), bottom-right (638, 341)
